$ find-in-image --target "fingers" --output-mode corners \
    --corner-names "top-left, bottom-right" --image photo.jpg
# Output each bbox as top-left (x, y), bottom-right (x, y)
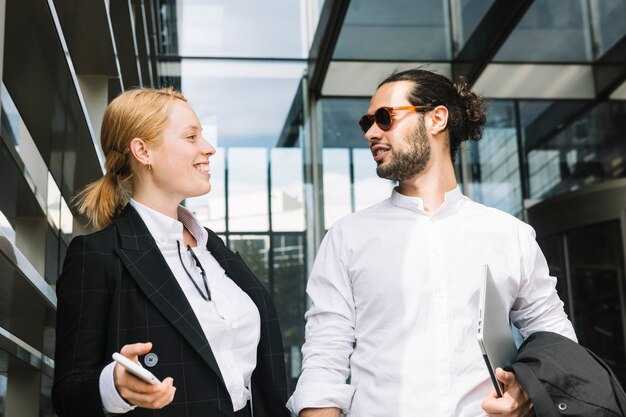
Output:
top-left (120, 342), bottom-right (153, 361)
top-left (115, 342), bottom-right (175, 409)
top-left (496, 368), bottom-right (516, 391)
top-left (481, 368), bottom-right (533, 416)
top-left (118, 377), bottom-right (176, 409)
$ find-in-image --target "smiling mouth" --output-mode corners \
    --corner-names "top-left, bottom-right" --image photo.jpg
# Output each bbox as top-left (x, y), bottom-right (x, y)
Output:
top-left (194, 163), bottom-right (210, 173)
top-left (371, 145), bottom-right (390, 162)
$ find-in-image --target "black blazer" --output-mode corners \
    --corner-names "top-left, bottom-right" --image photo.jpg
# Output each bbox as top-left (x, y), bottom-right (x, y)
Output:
top-left (52, 205), bottom-right (290, 417)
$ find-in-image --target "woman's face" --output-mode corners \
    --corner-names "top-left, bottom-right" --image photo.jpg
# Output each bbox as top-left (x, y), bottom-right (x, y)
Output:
top-left (147, 99), bottom-right (216, 202)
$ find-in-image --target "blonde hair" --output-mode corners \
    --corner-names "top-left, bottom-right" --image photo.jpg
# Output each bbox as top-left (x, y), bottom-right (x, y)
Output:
top-left (74, 87), bottom-right (187, 229)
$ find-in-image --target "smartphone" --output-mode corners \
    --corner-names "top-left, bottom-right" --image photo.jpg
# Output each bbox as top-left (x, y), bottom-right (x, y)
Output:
top-left (112, 352), bottom-right (161, 385)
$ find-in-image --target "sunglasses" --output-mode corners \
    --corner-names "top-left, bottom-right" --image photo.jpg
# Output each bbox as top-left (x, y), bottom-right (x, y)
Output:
top-left (358, 105), bottom-right (433, 134)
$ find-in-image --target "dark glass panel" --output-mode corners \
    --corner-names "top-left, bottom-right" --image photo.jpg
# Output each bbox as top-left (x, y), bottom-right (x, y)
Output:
top-left (333, 0), bottom-right (451, 60)
top-left (566, 220), bottom-right (626, 383)
top-left (463, 101), bottom-right (522, 216)
top-left (494, 0), bottom-right (592, 62)
top-left (272, 233), bottom-right (306, 392)
top-left (523, 101), bottom-right (626, 200)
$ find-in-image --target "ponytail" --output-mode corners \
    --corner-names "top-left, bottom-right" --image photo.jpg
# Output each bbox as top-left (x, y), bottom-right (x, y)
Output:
top-left (73, 170), bottom-right (129, 230)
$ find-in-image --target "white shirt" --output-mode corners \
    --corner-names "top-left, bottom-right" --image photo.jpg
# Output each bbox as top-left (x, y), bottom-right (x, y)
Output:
top-left (100, 200), bottom-right (261, 413)
top-left (287, 186), bottom-right (576, 417)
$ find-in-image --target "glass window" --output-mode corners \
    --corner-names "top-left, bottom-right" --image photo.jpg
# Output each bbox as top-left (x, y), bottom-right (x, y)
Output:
top-left (181, 60), bottom-right (305, 149)
top-left (1, 84), bottom-right (21, 150)
top-left (229, 235), bottom-right (270, 288)
top-left (60, 197), bottom-right (73, 242)
top-left (451, 0), bottom-right (495, 49)
top-left (537, 234), bottom-right (570, 316)
top-left (494, 0), bottom-right (592, 62)
top-left (40, 373), bottom-right (54, 417)
top-left (271, 233), bottom-right (306, 391)
top-left (0, 353), bottom-right (7, 416)
top-left (464, 101), bottom-right (522, 216)
top-left (352, 148), bottom-right (394, 211)
top-left (333, 0), bottom-right (452, 60)
top-left (590, 0), bottom-right (626, 57)
top-left (523, 101), bottom-right (626, 200)
top-left (179, 0), bottom-right (306, 58)
top-left (271, 148), bottom-right (305, 231)
top-left (566, 220), bottom-right (626, 382)
top-left (45, 225), bottom-right (60, 285)
top-left (320, 98), bottom-right (369, 149)
top-left (185, 147), bottom-right (226, 232)
top-left (228, 148), bottom-right (269, 232)
top-left (46, 173), bottom-right (61, 233)
top-left (322, 149), bottom-right (351, 228)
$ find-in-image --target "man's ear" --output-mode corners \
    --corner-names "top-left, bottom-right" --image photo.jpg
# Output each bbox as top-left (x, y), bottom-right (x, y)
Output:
top-left (428, 105), bottom-right (449, 136)
top-left (129, 137), bottom-right (150, 166)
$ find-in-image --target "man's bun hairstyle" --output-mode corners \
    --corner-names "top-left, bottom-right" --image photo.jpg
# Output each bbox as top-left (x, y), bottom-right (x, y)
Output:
top-left (379, 68), bottom-right (487, 161)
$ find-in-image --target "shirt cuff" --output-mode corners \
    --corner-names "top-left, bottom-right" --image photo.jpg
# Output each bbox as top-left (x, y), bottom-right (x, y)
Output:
top-left (286, 382), bottom-right (356, 416)
top-left (99, 361), bottom-right (137, 414)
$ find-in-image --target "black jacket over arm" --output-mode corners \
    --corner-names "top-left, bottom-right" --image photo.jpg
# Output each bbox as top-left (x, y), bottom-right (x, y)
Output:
top-left (52, 204), bottom-right (290, 417)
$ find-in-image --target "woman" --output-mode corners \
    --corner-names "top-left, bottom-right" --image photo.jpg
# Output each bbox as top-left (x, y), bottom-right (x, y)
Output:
top-left (52, 88), bottom-right (290, 417)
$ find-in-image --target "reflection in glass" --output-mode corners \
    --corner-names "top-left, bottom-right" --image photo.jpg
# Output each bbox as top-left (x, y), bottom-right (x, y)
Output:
top-left (228, 148), bottom-right (269, 232)
top-left (46, 173), bottom-right (61, 232)
top-left (45, 225), bottom-right (60, 285)
top-left (525, 101), bottom-right (626, 200)
top-left (1, 84), bottom-right (21, 150)
top-left (494, 0), bottom-right (592, 62)
top-left (451, 0), bottom-right (495, 49)
top-left (566, 220), bottom-right (626, 383)
top-left (333, 0), bottom-right (451, 60)
top-left (59, 197), bottom-right (73, 242)
top-left (590, 0), bottom-right (626, 57)
top-left (1, 84), bottom-right (48, 211)
top-left (272, 233), bottom-right (306, 391)
top-left (181, 60), bottom-right (305, 149)
top-left (41, 373), bottom-right (53, 417)
top-left (0, 351), bottom-right (6, 417)
top-left (352, 149), bottom-right (395, 211)
top-left (179, 0), bottom-right (305, 58)
top-left (323, 149), bottom-right (351, 228)
top-left (465, 101), bottom-right (522, 216)
top-left (229, 235), bottom-right (270, 289)
top-left (185, 148), bottom-right (226, 232)
top-left (320, 98), bottom-right (370, 149)
top-left (537, 235), bottom-right (570, 316)
top-left (271, 149), bottom-right (305, 231)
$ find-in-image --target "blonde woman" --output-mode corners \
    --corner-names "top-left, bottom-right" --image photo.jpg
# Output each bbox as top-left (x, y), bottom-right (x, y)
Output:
top-left (52, 88), bottom-right (290, 417)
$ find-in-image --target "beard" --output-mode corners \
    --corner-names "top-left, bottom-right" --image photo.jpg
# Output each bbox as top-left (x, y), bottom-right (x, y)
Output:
top-left (376, 121), bottom-right (431, 181)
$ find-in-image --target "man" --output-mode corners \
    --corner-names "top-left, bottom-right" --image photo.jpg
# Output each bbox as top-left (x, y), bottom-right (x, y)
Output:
top-left (286, 69), bottom-right (576, 417)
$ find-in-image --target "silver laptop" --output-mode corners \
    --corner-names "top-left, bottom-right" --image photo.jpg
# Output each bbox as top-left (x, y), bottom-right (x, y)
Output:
top-left (477, 264), bottom-right (518, 397)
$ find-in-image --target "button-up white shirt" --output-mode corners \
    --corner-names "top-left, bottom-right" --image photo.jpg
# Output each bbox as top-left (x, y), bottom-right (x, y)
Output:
top-left (100, 200), bottom-right (260, 413)
top-left (287, 186), bottom-right (576, 417)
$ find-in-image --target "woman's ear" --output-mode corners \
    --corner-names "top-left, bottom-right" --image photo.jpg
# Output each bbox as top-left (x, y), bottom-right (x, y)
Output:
top-left (129, 138), bottom-right (150, 167)
top-left (429, 105), bottom-right (449, 136)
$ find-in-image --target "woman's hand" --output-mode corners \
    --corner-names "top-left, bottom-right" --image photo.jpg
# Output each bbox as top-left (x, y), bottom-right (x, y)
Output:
top-left (114, 342), bottom-right (176, 409)
top-left (481, 368), bottom-right (534, 417)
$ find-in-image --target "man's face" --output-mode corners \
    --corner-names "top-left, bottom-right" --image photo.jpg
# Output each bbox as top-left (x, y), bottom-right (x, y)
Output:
top-left (363, 81), bottom-right (432, 182)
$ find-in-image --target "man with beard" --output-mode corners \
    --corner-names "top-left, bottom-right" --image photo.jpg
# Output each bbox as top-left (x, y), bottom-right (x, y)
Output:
top-left (286, 69), bottom-right (576, 417)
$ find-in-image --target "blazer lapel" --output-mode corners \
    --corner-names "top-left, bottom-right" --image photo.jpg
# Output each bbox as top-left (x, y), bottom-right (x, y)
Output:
top-left (113, 205), bottom-right (224, 385)
top-left (205, 230), bottom-right (256, 291)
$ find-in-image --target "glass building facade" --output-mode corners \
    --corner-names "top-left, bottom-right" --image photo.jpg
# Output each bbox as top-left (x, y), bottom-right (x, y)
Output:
top-left (1, 0), bottom-right (626, 414)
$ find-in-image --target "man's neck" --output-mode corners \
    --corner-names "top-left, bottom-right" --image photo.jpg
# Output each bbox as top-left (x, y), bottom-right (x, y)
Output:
top-left (396, 160), bottom-right (458, 213)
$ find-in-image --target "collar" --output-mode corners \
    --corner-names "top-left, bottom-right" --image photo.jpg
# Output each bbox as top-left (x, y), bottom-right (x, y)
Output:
top-left (129, 199), bottom-right (208, 249)
top-left (390, 185), bottom-right (464, 215)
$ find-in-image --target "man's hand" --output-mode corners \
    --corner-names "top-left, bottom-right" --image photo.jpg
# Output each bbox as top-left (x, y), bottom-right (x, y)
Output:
top-left (300, 407), bottom-right (341, 417)
top-left (481, 368), bottom-right (534, 417)
top-left (114, 342), bottom-right (176, 409)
